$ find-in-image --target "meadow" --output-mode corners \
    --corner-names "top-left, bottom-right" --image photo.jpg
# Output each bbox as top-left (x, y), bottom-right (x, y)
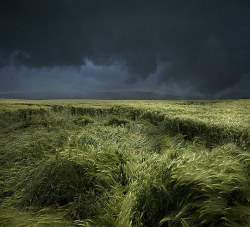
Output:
top-left (0, 99), bottom-right (249, 226)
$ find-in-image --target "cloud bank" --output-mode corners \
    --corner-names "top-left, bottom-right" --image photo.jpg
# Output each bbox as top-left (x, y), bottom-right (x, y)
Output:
top-left (0, 0), bottom-right (250, 97)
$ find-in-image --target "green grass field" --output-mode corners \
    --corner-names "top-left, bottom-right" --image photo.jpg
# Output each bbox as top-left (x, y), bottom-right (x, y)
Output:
top-left (0, 99), bottom-right (249, 226)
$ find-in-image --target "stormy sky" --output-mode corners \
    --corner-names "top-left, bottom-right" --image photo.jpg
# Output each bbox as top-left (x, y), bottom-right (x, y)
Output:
top-left (0, 0), bottom-right (250, 98)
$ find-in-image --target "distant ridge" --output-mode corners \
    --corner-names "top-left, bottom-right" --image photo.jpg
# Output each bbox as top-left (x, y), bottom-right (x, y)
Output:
top-left (0, 91), bottom-right (179, 100)
top-left (0, 91), bottom-right (249, 100)
top-left (218, 91), bottom-right (250, 100)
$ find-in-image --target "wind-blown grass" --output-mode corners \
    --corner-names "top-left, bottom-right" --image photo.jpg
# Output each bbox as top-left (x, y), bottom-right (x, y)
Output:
top-left (0, 99), bottom-right (249, 226)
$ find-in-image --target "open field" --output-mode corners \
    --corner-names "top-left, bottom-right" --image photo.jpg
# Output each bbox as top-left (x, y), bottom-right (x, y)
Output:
top-left (0, 99), bottom-right (250, 226)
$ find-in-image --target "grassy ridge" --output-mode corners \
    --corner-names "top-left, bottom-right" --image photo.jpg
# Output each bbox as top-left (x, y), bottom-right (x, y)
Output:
top-left (0, 99), bottom-right (249, 226)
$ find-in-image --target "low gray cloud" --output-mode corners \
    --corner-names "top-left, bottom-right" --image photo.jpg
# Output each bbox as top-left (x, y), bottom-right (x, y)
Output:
top-left (0, 0), bottom-right (250, 96)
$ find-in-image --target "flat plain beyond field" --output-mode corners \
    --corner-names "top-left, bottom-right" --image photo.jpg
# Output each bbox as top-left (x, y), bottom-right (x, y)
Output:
top-left (0, 99), bottom-right (250, 226)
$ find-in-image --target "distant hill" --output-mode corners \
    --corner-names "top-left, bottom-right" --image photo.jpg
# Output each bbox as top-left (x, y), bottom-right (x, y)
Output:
top-left (218, 91), bottom-right (250, 100)
top-left (0, 91), bottom-right (179, 100)
top-left (0, 91), bottom-right (249, 100)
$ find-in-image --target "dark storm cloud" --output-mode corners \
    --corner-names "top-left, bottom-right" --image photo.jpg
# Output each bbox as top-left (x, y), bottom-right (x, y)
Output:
top-left (0, 0), bottom-right (250, 95)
